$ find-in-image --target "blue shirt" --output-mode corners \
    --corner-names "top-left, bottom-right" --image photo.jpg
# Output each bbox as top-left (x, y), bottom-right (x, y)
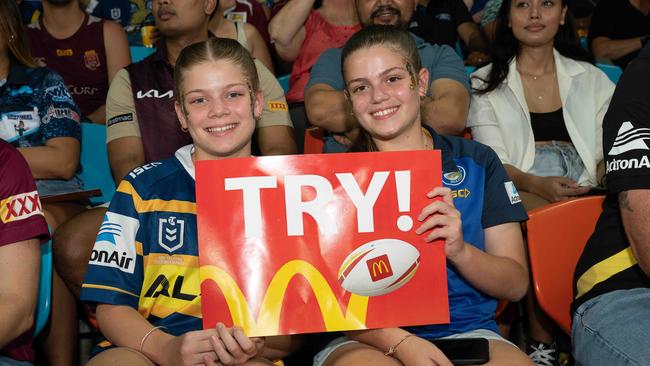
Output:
top-left (405, 126), bottom-right (528, 338)
top-left (306, 33), bottom-right (470, 93)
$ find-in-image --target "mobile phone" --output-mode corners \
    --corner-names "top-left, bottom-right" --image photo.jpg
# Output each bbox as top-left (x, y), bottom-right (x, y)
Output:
top-left (429, 337), bottom-right (489, 365)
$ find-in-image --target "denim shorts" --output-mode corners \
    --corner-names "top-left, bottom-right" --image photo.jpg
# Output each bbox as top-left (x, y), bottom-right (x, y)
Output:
top-left (36, 175), bottom-right (84, 197)
top-left (530, 141), bottom-right (585, 182)
top-left (312, 329), bottom-right (513, 366)
top-left (572, 288), bottom-right (650, 366)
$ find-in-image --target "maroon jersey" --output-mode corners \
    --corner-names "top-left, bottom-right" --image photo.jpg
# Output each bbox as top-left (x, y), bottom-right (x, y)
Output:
top-left (0, 140), bottom-right (49, 363)
top-left (27, 14), bottom-right (109, 117)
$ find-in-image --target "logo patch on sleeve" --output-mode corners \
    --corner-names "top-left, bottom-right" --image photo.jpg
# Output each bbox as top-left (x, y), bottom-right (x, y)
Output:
top-left (504, 181), bottom-right (521, 204)
top-left (89, 212), bottom-right (139, 273)
top-left (107, 113), bottom-right (134, 127)
top-left (267, 101), bottom-right (288, 112)
top-left (0, 190), bottom-right (43, 223)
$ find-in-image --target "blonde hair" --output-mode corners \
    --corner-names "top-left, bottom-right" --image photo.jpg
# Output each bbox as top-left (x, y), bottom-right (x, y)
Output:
top-left (0, 0), bottom-right (38, 68)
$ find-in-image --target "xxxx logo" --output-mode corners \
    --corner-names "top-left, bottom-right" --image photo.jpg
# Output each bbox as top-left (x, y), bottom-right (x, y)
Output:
top-left (1, 190), bottom-right (43, 223)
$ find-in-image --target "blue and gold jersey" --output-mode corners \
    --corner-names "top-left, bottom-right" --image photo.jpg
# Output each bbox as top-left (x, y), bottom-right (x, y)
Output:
top-left (406, 126), bottom-right (528, 339)
top-left (81, 145), bottom-right (201, 342)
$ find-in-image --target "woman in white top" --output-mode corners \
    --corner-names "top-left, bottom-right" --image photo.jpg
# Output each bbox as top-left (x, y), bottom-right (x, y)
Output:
top-left (468, 0), bottom-right (615, 362)
top-left (468, 0), bottom-right (614, 210)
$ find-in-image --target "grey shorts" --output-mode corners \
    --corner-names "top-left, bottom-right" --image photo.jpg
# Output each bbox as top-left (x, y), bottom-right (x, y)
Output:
top-left (312, 329), bottom-right (515, 366)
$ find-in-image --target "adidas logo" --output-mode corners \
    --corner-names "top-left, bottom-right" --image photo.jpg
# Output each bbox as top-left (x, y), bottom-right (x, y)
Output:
top-left (608, 121), bottom-right (650, 156)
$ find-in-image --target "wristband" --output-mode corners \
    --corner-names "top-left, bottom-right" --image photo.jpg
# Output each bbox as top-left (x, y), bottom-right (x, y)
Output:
top-left (140, 326), bottom-right (168, 353)
top-left (384, 334), bottom-right (415, 357)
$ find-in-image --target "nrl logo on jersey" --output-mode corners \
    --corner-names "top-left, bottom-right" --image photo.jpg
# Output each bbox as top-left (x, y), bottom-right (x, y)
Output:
top-left (158, 215), bottom-right (185, 253)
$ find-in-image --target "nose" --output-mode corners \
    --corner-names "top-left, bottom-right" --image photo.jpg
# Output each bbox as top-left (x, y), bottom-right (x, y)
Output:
top-left (371, 84), bottom-right (390, 104)
top-left (529, 4), bottom-right (540, 19)
top-left (208, 99), bottom-right (229, 118)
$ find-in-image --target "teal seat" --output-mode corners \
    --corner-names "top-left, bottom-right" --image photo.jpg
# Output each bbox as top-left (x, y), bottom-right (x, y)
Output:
top-left (34, 238), bottom-right (52, 336)
top-left (130, 46), bottom-right (155, 63)
top-left (81, 123), bottom-right (116, 205)
top-left (597, 63), bottom-right (622, 84)
top-left (465, 65), bottom-right (476, 76)
top-left (277, 74), bottom-right (290, 93)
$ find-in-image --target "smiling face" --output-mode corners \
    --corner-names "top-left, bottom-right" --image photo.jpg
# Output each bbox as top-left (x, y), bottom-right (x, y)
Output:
top-left (344, 45), bottom-right (428, 149)
top-left (175, 59), bottom-right (262, 160)
top-left (509, 0), bottom-right (567, 48)
top-left (355, 0), bottom-right (417, 28)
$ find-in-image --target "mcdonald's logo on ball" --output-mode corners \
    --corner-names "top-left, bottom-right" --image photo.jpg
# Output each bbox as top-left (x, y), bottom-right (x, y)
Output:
top-left (338, 239), bottom-right (421, 297)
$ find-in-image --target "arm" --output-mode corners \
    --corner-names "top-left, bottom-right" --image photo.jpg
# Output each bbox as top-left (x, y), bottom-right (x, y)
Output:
top-left (304, 83), bottom-right (357, 133)
top-left (591, 36), bottom-right (646, 62)
top-left (420, 78), bottom-right (469, 136)
top-left (0, 238), bottom-right (40, 348)
top-left (85, 20), bottom-right (131, 125)
top-left (257, 125), bottom-right (297, 155)
top-left (457, 22), bottom-right (489, 62)
top-left (618, 190), bottom-right (650, 276)
top-left (245, 23), bottom-right (275, 74)
top-left (416, 187), bottom-right (529, 301)
top-left (18, 137), bottom-right (80, 180)
top-left (343, 327), bottom-right (452, 366)
top-left (96, 304), bottom-right (263, 366)
top-left (107, 136), bottom-right (145, 184)
top-left (268, 0), bottom-right (312, 62)
top-left (504, 164), bottom-right (590, 201)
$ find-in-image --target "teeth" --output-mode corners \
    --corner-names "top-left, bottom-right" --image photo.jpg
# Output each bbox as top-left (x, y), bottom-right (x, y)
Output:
top-left (206, 124), bottom-right (236, 133)
top-left (372, 107), bottom-right (398, 117)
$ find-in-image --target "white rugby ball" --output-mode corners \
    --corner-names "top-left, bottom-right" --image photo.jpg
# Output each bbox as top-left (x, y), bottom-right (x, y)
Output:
top-left (338, 238), bottom-right (420, 297)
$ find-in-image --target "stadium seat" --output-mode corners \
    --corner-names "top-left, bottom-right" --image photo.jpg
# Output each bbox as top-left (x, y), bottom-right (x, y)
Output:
top-left (81, 123), bottom-right (116, 205)
top-left (130, 46), bottom-right (155, 63)
top-left (277, 74), bottom-right (290, 93)
top-left (526, 195), bottom-right (604, 334)
top-left (303, 127), bottom-right (325, 154)
top-left (35, 238), bottom-right (52, 336)
top-left (465, 65), bottom-right (476, 76)
top-left (597, 63), bottom-right (623, 84)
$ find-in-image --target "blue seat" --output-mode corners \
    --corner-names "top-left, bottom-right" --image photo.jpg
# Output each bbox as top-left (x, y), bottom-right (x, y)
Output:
top-left (597, 63), bottom-right (623, 84)
top-left (34, 238), bottom-right (52, 336)
top-left (465, 65), bottom-right (476, 76)
top-left (81, 123), bottom-right (116, 205)
top-left (277, 74), bottom-right (290, 93)
top-left (130, 46), bottom-right (155, 63)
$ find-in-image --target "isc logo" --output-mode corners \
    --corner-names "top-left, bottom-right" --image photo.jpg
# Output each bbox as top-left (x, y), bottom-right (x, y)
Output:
top-left (129, 162), bottom-right (162, 179)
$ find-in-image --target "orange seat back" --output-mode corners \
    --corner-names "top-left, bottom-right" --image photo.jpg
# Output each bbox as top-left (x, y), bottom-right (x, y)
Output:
top-left (526, 195), bottom-right (604, 334)
top-left (304, 127), bottom-right (325, 154)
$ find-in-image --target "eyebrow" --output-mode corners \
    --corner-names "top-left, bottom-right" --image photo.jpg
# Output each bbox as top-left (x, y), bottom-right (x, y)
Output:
top-left (346, 66), bottom-right (406, 85)
top-left (184, 82), bottom-right (248, 96)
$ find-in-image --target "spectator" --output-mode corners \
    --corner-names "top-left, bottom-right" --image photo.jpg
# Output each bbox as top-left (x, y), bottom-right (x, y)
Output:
top-left (0, 140), bottom-right (48, 366)
top-left (81, 37), bottom-right (292, 366)
top-left (26, 0), bottom-right (131, 124)
top-left (209, 0), bottom-right (274, 72)
top-left (0, 1), bottom-right (87, 365)
top-left (409, 0), bottom-right (490, 66)
top-left (589, 0), bottom-right (650, 69)
top-left (223, 0), bottom-right (271, 45)
top-left (572, 42), bottom-right (650, 366)
top-left (305, 0), bottom-right (469, 152)
top-left (467, 0), bottom-right (614, 364)
top-left (478, 0), bottom-right (502, 41)
top-left (52, 0), bottom-right (295, 315)
top-left (313, 25), bottom-right (532, 366)
top-left (269, 0), bottom-right (360, 152)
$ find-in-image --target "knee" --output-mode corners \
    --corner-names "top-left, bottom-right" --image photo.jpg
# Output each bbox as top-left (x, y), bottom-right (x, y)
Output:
top-left (52, 212), bottom-right (103, 282)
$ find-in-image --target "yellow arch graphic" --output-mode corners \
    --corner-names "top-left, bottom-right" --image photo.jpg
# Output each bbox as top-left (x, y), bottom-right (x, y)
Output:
top-left (200, 260), bottom-right (369, 335)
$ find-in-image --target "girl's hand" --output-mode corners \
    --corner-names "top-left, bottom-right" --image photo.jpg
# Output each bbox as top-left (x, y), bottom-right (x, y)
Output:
top-left (394, 335), bottom-right (453, 366)
top-left (415, 187), bottom-right (466, 261)
top-left (207, 323), bottom-right (264, 365)
top-left (164, 328), bottom-right (220, 366)
top-left (532, 176), bottom-right (590, 202)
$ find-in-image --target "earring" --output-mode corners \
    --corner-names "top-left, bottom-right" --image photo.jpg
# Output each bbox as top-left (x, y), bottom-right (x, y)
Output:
top-left (8, 34), bottom-right (15, 43)
top-left (181, 126), bottom-right (188, 132)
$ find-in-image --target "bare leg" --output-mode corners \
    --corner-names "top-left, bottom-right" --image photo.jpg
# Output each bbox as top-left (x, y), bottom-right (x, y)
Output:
top-left (86, 347), bottom-right (155, 366)
top-left (52, 207), bottom-right (107, 298)
top-left (323, 343), bottom-right (402, 366)
top-left (42, 202), bottom-right (87, 366)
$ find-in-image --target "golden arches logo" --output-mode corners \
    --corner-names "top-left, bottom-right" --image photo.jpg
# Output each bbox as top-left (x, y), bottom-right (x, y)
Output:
top-left (200, 260), bottom-right (369, 335)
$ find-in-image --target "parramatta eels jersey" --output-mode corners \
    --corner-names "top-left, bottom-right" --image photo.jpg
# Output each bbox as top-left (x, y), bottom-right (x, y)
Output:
top-left (405, 125), bottom-right (528, 339)
top-left (81, 145), bottom-right (201, 347)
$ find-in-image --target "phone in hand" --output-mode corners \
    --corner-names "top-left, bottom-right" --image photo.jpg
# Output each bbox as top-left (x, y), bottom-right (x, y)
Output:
top-left (429, 337), bottom-right (489, 365)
